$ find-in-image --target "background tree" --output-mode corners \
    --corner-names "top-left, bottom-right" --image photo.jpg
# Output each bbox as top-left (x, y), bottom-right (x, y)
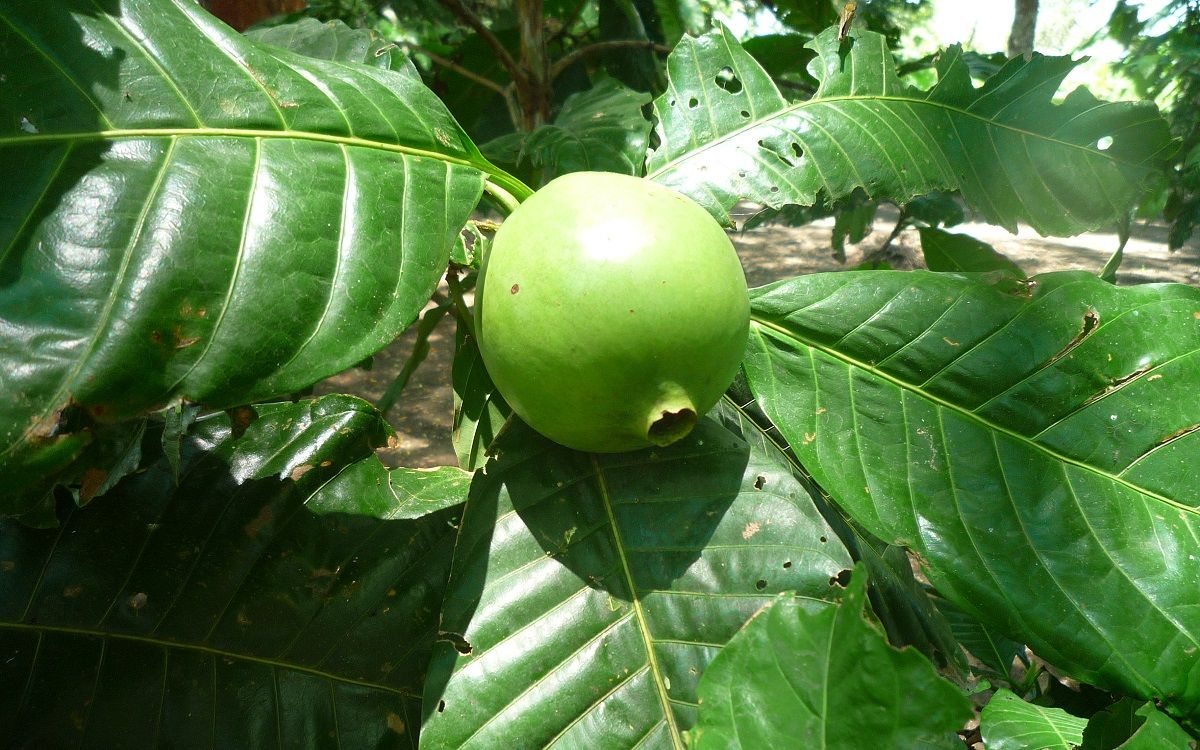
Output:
top-left (1008, 0), bottom-right (1039, 58)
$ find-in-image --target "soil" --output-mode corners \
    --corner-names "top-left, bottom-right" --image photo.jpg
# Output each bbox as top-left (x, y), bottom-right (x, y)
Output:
top-left (314, 208), bottom-right (1200, 468)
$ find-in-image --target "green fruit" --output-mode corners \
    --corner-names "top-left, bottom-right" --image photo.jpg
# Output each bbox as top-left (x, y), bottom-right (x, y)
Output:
top-left (476, 171), bottom-right (750, 453)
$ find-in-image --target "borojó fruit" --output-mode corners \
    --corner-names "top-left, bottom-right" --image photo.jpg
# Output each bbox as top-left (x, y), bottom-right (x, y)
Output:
top-left (476, 171), bottom-right (750, 453)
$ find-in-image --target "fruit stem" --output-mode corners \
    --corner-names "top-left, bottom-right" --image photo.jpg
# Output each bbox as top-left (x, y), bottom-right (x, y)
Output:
top-left (483, 179), bottom-right (523, 214)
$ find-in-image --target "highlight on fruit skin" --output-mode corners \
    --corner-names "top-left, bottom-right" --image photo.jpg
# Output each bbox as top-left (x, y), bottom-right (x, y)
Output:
top-left (476, 171), bottom-right (750, 453)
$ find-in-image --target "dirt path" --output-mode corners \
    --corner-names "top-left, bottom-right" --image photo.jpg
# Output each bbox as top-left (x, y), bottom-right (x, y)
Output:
top-left (315, 211), bottom-right (1200, 468)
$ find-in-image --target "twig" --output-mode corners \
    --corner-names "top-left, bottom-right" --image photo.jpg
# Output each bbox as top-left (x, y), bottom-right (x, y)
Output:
top-left (376, 301), bottom-right (452, 416)
top-left (436, 0), bottom-right (524, 82)
top-left (549, 39), bottom-right (672, 79)
top-left (405, 43), bottom-right (507, 95)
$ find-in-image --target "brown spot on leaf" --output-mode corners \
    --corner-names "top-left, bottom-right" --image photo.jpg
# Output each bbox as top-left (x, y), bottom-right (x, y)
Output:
top-left (387, 713), bottom-right (406, 734)
top-left (227, 405), bottom-right (256, 438)
top-left (1, 561), bottom-right (14, 573)
top-left (244, 505), bottom-right (273, 538)
top-left (802, 432), bottom-right (816, 445)
top-left (510, 283), bottom-right (520, 294)
top-left (236, 611), bottom-right (252, 625)
top-left (742, 521), bottom-right (761, 540)
top-left (63, 585), bottom-right (83, 598)
top-left (290, 464), bottom-right (314, 481)
top-left (943, 336), bottom-right (960, 347)
top-left (128, 592), bottom-right (148, 610)
top-left (79, 467), bottom-right (108, 505)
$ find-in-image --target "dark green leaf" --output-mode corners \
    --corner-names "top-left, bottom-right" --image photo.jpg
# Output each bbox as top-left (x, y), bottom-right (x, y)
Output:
top-left (451, 318), bottom-right (512, 472)
top-left (0, 0), bottom-right (522, 507)
top-left (312, 460), bottom-right (473, 520)
top-left (742, 270), bottom-right (1200, 724)
top-left (647, 26), bottom-right (1173, 234)
top-left (1083, 698), bottom-right (1198, 749)
top-left (831, 193), bottom-right (878, 259)
top-left (0, 395), bottom-right (457, 747)
top-left (935, 596), bottom-right (1027, 681)
top-left (420, 402), bottom-right (854, 748)
top-left (741, 34), bottom-right (819, 90)
top-left (483, 78), bottom-right (653, 179)
top-left (689, 566), bottom-right (972, 749)
top-left (919, 227), bottom-right (1026, 276)
top-left (981, 689), bottom-right (1088, 750)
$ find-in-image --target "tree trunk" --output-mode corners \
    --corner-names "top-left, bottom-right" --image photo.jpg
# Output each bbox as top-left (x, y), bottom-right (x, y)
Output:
top-left (1007, 0), bottom-right (1039, 59)
top-left (200, 0), bottom-right (305, 31)
top-left (515, 0), bottom-right (551, 131)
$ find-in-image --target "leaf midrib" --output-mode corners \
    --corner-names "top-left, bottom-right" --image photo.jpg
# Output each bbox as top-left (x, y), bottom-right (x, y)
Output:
top-left (646, 93), bottom-right (1156, 180)
top-left (0, 620), bottom-right (418, 697)
top-left (749, 316), bottom-right (1199, 518)
top-left (0, 127), bottom-right (530, 199)
top-left (590, 454), bottom-right (684, 750)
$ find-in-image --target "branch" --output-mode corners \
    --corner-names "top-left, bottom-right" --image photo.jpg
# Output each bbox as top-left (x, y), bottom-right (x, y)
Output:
top-left (549, 39), bottom-right (672, 80)
top-left (436, 0), bottom-right (523, 82)
top-left (405, 44), bottom-right (507, 95)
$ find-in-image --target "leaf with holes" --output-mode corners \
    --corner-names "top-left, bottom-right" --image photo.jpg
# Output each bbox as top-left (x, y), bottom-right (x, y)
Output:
top-left (419, 401), bottom-right (853, 749)
top-left (0, 395), bottom-right (458, 747)
top-left (646, 25), bottom-right (1173, 233)
top-left (689, 567), bottom-right (972, 750)
top-left (742, 269), bottom-right (1200, 727)
top-left (981, 689), bottom-right (1088, 750)
top-left (0, 0), bottom-right (523, 513)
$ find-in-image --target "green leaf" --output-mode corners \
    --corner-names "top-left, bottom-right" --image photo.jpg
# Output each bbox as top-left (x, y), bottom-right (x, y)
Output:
top-left (689, 566), bottom-right (972, 749)
top-left (451, 317), bottom-right (512, 472)
top-left (1082, 698), bottom-right (1199, 749)
top-left (312, 461), bottom-right (473, 521)
top-left (741, 270), bottom-right (1200, 724)
top-left (919, 227), bottom-right (1027, 276)
top-left (0, 395), bottom-right (457, 747)
top-left (981, 689), bottom-right (1088, 750)
top-left (245, 17), bottom-right (410, 70)
top-left (935, 596), bottom-right (1027, 681)
top-left (419, 402), bottom-right (854, 749)
top-left (741, 33), bottom-right (819, 90)
top-left (646, 25), bottom-right (1173, 234)
top-left (0, 0), bottom-right (520, 508)
top-left (483, 78), bottom-right (653, 179)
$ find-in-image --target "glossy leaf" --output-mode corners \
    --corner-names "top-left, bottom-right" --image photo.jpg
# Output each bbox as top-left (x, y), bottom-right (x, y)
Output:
top-left (420, 402), bottom-right (854, 749)
top-left (0, 396), bottom-right (458, 748)
top-left (484, 78), bottom-right (652, 179)
top-left (450, 317), bottom-right (512, 472)
top-left (920, 227), bottom-right (1026, 276)
top-left (646, 25), bottom-right (1173, 233)
top-left (0, 0), bottom-right (522, 509)
top-left (1082, 698), bottom-right (1198, 750)
top-left (690, 566), bottom-right (972, 749)
top-left (742, 270), bottom-right (1200, 724)
top-left (981, 689), bottom-right (1088, 750)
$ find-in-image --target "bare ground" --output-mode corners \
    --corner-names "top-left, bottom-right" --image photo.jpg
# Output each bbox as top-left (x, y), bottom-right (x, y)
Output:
top-left (315, 209), bottom-right (1200, 468)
